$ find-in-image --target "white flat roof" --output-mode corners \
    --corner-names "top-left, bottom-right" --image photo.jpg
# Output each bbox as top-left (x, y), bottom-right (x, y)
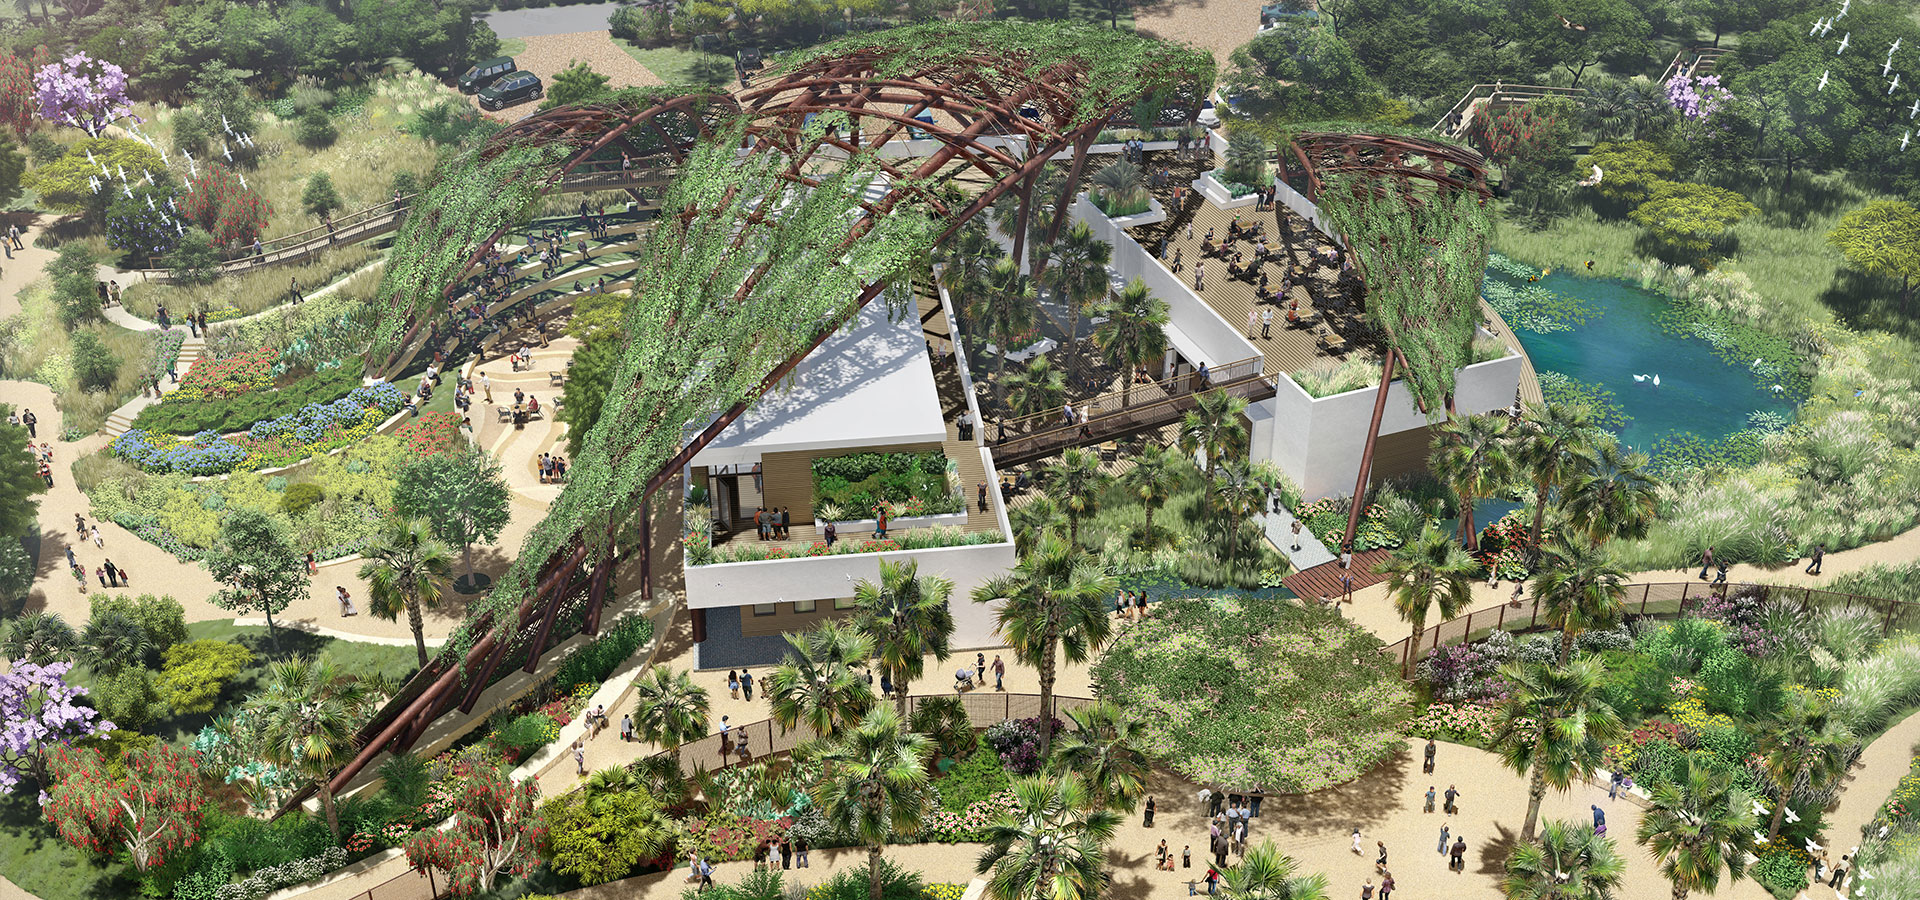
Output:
top-left (691, 302), bottom-right (946, 467)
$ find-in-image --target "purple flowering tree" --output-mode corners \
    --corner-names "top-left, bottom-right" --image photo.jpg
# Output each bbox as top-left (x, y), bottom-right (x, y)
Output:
top-left (0, 661), bottom-right (114, 794)
top-left (1665, 73), bottom-right (1733, 121)
top-left (33, 53), bottom-right (134, 135)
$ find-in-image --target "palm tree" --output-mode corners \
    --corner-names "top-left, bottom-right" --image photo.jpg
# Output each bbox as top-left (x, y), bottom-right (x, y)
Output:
top-left (1049, 701), bottom-right (1150, 813)
top-left (766, 620), bottom-right (876, 738)
top-left (973, 258), bottom-right (1039, 414)
top-left (1090, 278), bottom-right (1170, 407)
top-left (1041, 220), bottom-right (1113, 375)
top-left (4, 611), bottom-right (76, 665)
top-left (357, 516), bottom-right (455, 668)
top-left (1009, 494), bottom-right (1066, 556)
top-left (1378, 524), bottom-right (1477, 675)
top-left (1513, 403), bottom-right (1599, 549)
top-left (1211, 458), bottom-right (1281, 573)
top-left (79, 609), bottom-right (147, 678)
top-left (1218, 840), bottom-right (1329, 900)
top-left (1180, 389), bottom-right (1249, 477)
top-left (1636, 759), bottom-right (1757, 900)
top-left (852, 558), bottom-right (955, 716)
top-left (1121, 444), bottom-right (1183, 546)
top-left (810, 707), bottom-right (932, 900)
top-left (1754, 690), bottom-right (1854, 839)
top-left (1046, 447), bottom-right (1108, 547)
top-left (972, 531), bottom-right (1115, 758)
top-left (1531, 539), bottom-right (1628, 665)
top-left (936, 222), bottom-right (1000, 303)
top-left (976, 774), bottom-right (1120, 900)
top-left (1501, 819), bottom-right (1627, 900)
top-left (1430, 413), bottom-right (1515, 550)
top-left (1560, 440), bottom-right (1661, 547)
top-left (629, 664), bottom-right (709, 751)
top-left (1091, 159), bottom-right (1147, 213)
top-left (245, 658), bottom-right (373, 840)
top-left (1003, 356), bottom-right (1066, 419)
top-left (1491, 658), bottom-right (1625, 843)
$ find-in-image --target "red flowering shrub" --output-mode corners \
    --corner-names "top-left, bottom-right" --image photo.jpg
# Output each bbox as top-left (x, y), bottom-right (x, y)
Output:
top-left (44, 742), bottom-right (207, 872)
top-left (396, 412), bottom-right (462, 456)
top-left (403, 766), bottom-right (546, 897)
top-left (175, 347), bottom-right (277, 401)
top-left (180, 163), bottom-right (270, 248)
top-left (0, 50), bottom-right (34, 135)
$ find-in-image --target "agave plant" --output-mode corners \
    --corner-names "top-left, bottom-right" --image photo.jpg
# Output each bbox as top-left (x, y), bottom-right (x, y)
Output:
top-left (1091, 159), bottom-right (1149, 217)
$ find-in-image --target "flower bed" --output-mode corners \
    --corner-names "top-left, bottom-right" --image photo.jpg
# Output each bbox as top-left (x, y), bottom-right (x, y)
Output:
top-left (687, 527), bottom-right (1003, 566)
top-left (111, 382), bottom-right (405, 475)
top-left (1293, 497), bottom-right (1403, 552)
top-left (174, 347), bottom-right (278, 401)
top-left (1092, 594), bottom-right (1412, 794)
top-left (396, 412), bottom-right (462, 456)
top-left (132, 361), bottom-right (366, 435)
top-left (1407, 701), bottom-right (1502, 747)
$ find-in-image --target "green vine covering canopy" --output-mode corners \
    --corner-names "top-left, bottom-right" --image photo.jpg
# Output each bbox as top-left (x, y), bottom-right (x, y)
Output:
top-left (771, 21), bottom-right (1216, 127)
top-left (1316, 175), bottom-right (1493, 413)
top-left (462, 118), bottom-right (937, 653)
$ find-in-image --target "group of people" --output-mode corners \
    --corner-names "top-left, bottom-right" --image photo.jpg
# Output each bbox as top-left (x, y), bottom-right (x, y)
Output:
top-left (754, 506), bottom-right (791, 540)
top-left (94, 279), bottom-right (125, 309)
top-left (67, 515), bottom-right (126, 594)
top-left (537, 452), bottom-right (569, 483)
top-left (1113, 589), bottom-right (1151, 621)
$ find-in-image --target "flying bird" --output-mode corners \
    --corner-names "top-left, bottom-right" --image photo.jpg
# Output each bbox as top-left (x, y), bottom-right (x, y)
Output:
top-left (221, 143), bottom-right (232, 162)
top-left (1886, 58), bottom-right (1896, 77)
top-left (1891, 73), bottom-right (1902, 94)
top-left (1838, 32), bottom-right (1851, 54)
top-left (84, 147), bottom-right (95, 165)
top-left (145, 194), bottom-right (154, 211)
top-left (1807, 838), bottom-right (1825, 853)
top-left (87, 175), bottom-right (99, 194)
top-left (220, 113), bottom-right (231, 134)
top-left (122, 184), bottom-right (133, 200)
top-left (1820, 70), bottom-right (1831, 91)
top-left (1557, 14), bottom-right (1586, 30)
top-left (1893, 38), bottom-right (1904, 55)
top-left (1751, 800), bottom-right (1769, 816)
top-left (142, 168), bottom-right (154, 186)
top-left (1812, 17), bottom-right (1827, 36)
top-left (116, 163), bottom-right (127, 182)
top-left (1785, 808), bottom-right (1801, 824)
top-left (1911, 98), bottom-right (1920, 118)
top-left (1838, 0), bottom-right (1850, 18)
top-left (1753, 830), bottom-right (1770, 844)
top-left (237, 172), bottom-right (248, 189)
top-left (1823, 19), bottom-right (1835, 36)
top-left (174, 222), bottom-right (184, 237)
top-left (1860, 867), bottom-right (1874, 880)
top-left (1903, 130), bottom-right (1913, 151)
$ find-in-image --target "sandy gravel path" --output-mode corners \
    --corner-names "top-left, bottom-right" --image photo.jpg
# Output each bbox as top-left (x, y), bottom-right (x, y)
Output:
top-left (471, 31), bottom-right (665, 122)
top-left (1134, 0), bottom-right (1267, 70)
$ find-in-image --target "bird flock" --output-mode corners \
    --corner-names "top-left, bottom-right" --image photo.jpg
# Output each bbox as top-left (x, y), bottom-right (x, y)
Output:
top-left (1810, 0), bottom-right (1914, 154)
top-left (88, 112), bottom-right (257, 239)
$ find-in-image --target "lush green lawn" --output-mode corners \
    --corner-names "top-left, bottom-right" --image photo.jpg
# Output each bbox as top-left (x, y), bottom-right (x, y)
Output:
top-left (613, 41), bottom-right (736, 88)
top-left (1492, 172), bottom-right (1912, 338)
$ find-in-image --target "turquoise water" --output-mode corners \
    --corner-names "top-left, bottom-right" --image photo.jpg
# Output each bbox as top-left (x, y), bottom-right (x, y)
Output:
top-left (1497, 272), bottom-right (1795, 452)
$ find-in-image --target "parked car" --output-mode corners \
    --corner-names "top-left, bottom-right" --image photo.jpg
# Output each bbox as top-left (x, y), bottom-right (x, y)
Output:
top-left (479, 72), bottom-right (543, 111)
top-left (459, 57), bottom-right (517, 94)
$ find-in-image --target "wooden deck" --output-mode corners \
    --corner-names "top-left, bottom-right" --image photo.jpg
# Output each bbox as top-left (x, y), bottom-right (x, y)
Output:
top-left (1282, 548), bottom-right (1393, 602)
top-left (1156, 197), bottom-right (1381, 377)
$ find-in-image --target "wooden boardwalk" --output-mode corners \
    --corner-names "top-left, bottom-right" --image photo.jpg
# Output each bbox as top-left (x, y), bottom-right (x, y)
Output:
top-left (1282, 548), bottom-right (1392, 602)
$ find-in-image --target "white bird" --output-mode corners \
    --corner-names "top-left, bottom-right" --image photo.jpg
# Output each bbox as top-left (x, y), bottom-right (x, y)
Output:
top-left (220, 113), bottom-right (231, 134)
top-left (1838, 32), bottom-right (1851, 54)
top-left (1785, 807), bottom-right (1801, 824)
top-left (116, 163), bottom-right (126, 182)
top-left (1820, 70), bottom-right (1831, 91)
top-left (1910, 98), bottom-right (1919, 118)
top-left (1860, 867), bottom-right (1874, 880)
top-left (1578, 164), bottom-right (1605, 186)
top-left (1838, 0), bottom-right (1850, 18)
top-left (86, 175), bottom-right (99, 194)
top-left (174, 221), bottom-right (184, 237)
top-left (1822, 18), bottom-right (1835, 36)
top-left (84, 147), bottom-right (95, 165)
top-left (1891, 74), bottom-right (1902, 94)
top-left (1753, 830), bottom-right (1770, 844)
top-left (166, 196), bottom-right (176, 212)
top-left (1894, 38), bottom-right (1904, 54)
top-left (1751, 800), bottom-right (1769, 816)
top-left (122, 184), bottom-right (133, 200)
top-left (183, 179), bottom-right (193, 193)
top-left (145, 194), bottom-right (154, 211)
top-left (1633, 374), bottom-right (1651, 383)
top-left (237, 172), bottom-right (247, 189)
top-left (221, 143), bottom-right (231, 162)
top-left (1904, 130), bottom-right (1913, 151)
top-left (1885, 58), bottom-right (1895, 77)
top-left (1807, 838), bottom-right (1825, 853)
top-left (1812, 17), bottom-right (1827, 36)
top-left (142, 168), bottom-right (154, 186)
top-left (1653, 374), bottom-right (1661, 386)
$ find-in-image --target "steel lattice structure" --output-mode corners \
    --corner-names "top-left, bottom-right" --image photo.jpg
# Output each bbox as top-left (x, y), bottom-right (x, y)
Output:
top-left (1279, 132), bottom-right (1491, 205)
top-left (321, 39), bottom-right (1204, 801)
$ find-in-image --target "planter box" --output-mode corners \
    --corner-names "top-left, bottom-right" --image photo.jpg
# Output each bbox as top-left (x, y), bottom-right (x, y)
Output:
top-left (1090, 193), bottom-right (1167, 229)
top-left (1195, 171), bottom-right (1259, 209)
top-left (817, 510), bottom-right (969, 536)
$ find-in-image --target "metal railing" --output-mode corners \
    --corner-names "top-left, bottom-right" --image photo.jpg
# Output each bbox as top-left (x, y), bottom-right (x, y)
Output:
top-left (654, 692), bottom-right (1096, 776)
top-left (1429, 84), bottom-right (1589, 135)
top-left (1381, 581), bottom-right (1920, 672)
top-left (991, 355), bottom-right (1265, 441)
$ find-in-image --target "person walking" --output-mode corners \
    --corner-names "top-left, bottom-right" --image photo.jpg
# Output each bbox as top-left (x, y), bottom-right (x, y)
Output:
top-left (1449, 837), bottom-right (1467, 871)
top-left (741, 669), bottom-right (755, 701)
top-left (1359, 879), bottom-right (1374, 900)
top-left (1350, 828), bottom-right (1363, 855)
top-left (1144, 795), bottom-right (1156, 827)
top-left (1289, 519), bottom-right (1303, 551)
top-left (1713, 561), bottom-right (1728, 585)
top-left (572, 739), bottom-right (586, 776)
top-left (1378, 872), bottom-right (1394, 900)
top-left (1806, 543), bottom-right (1825, 575)
top-left (481, 373), bottom-right (492, 403)
top-left (1261, 307), bottom-right (1273, 339)
top-left (1374, 841), bottom-right (1388, 875)
top-left (336, 586), bottom-right (357, 616)
top-left (1830, 855), bottom-right (1849, 888)
top-left (20, 409), bottom-right (34, 439)
top-left (621, 713), bottom-right (634, 742)
top-left (1437, 823), bottom-right (1450, 854)
top-left (94, 566), bottom-right (106, 587)
top-left (1591, 804), bottom-right (1606, 834)
top-left (795, 837), bottom-right (809, 868)
top-left (728, 670), bottom-right (741, 699)
top-left (699, 858), bottom-right (715, 891)
top-left (1423, 738), bottom-right (1436, 774)
top-left (290, 276), bottom-right (304, 305)
top-left (1423, 786), bottom-right (1436, 813)
top-left (992, 654), bottom-right (1005, 690)
top-left (1608, 769), bottom-right (1623, 800)
top-left (1443, 784), bottom-right (1459, 815)
top-left (1698, 545), bottom-right (1714, 580)
top-left (824, 521), bottom-right (837, 548)
top-left (1182, 845), bottom-right (1191, 869)
top-left (90, 524), bottom-right (102, 549)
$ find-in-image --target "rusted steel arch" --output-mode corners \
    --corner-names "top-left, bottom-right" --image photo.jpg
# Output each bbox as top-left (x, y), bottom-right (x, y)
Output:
top-left (1281, 132), bottom-right (1492, 205)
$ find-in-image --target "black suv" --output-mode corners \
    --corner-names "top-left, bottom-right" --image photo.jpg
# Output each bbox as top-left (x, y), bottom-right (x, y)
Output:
top-left (459, 57), bottom-right (517, 94)
top-left (478, 72), bottom-right (543, 111)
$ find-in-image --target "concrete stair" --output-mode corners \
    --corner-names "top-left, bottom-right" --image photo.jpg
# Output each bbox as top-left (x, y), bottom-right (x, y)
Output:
top-left (102, 334), bottom-right (204, 438)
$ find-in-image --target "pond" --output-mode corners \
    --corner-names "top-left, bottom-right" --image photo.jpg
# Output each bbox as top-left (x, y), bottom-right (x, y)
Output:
top-left (1491, 269), bottom-right (1795, 453)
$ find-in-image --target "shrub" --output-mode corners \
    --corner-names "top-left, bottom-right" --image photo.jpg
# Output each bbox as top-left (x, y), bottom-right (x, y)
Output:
top-left (90, 592), bottom-right (188, 663)
top-left (160, 640), bottom-right (253, 714)
top-left (70, 330), bottom-right (120, 391)
top-left (801, 859), bottom-right (924, 900)
top-left (934, 746), bottom-right (1009, 812)
top-left (611, 5), bottom-right (672, 44)
top-left (491, 712), bottom-right (560, 762)
top-left (280, 482), bottom-right (323, 516)
top-left (171, 108), bottom-right (210, 155)
top-left (134, 360), bottom-right (363, 435)
top-left (95, 668), bottom-right (164, 729)
top-left (555, 615), bottom-right (656, 695)
top-left (1752, 845), bottom-right (1811, 898)
top-left (982, 717), bottom-right (1049, 775)
top-left (293, 109), bottom-right (336, 148)
top-left (166, 228), bottom-right (221, 286)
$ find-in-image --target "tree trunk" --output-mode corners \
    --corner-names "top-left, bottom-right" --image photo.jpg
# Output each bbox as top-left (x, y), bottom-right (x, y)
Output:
top-left (894, 663), bottom-right (909, 718)
top-left (264, 601), bottom-right (279, 650)
top-left (1530, 480), bottom-right (1549, 548)
top-left (1459, 496), bottom-right (1477, 552)
top-left (321, 782), bottom-right (340, 841)
top-left (1767, 760), bottom-right (1807, 838)
top-left (1038, 611), bottom-right (1059, 759)
top-left (1142, 504), bottom-right (1155, 546)
top-left (1558, 627), bottom-right (1578, 666)
top-left (407, 596), bottom-right (429, 668)
top-left (869, 844), bottom-right (884, 900)
top-left (464, 542), bottom-right (477, 579)
top-left (1521, 746), bottom-right (1548, 842)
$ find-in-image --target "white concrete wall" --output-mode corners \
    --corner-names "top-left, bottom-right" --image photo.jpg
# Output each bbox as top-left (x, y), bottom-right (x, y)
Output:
top-left (1273, 176), bottom-right (1336, 239)
top-left (684, 542), bottom-right (1018, 649)
top-left (1272, 351), bottom-right (1524, 500)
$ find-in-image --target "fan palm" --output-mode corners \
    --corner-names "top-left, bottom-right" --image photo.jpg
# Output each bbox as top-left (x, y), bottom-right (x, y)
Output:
top-left (1491, 658), bottom-right (1625, 843)
top-left (1500, 819), bottom-right (1627, 900)
top-left (629, 664), bottom-right (709, 751)
top-left (936, 222), bottom-right (1000, 303)
top-left (1636, 758), bottom-right (1757, 900)
top-left (245, 658), bottom-right (373, 840)
top-left (1211, 458), bottom-right (1282, 572)
top-left (1046, 447), bottom-right (1108, 547)
top-left (1049, 700), bottom-right (1150, 813)
top-left (974, 258), bottom-right (1039, 413)
top-left (357, 516), bottom-right (455, 668)
top-left (1003, 356), bottom-right (1066, 419)
top-left (972, 531), bottom-right (1115, 758)
top-left (1559, 439), bottom-right (1661, 547)
top-left (1377, 524), bottom-right (1477, 675)
top-left (1430, 413), bottom-right (1515, 550)
top-left (1531, 539), bottom-right (1628, 665)
top-left (1121, 444), bottom-right (1184, 546)
top-left (1179, 389), bottom-right (1249, 477)
top-left (79, 609), bottom-right (147, 678)
top-left (3, 611), bottom-right (76, 665)
top-left (1580, 78), bottom-right (1634, 141)
top-left (810, 707), bottom-right (931, 900)
top-left (766, 620), bottom-right (876, 738)
top-left (1754, 690), bottom-right (1854, 839)
top-left (1218, 840), bottom-right (1330, 900)
top-left (976, 774), bottom-right (1120, 900)
top-left (1091, 159), bottom-right (1148, 214)
top-left (1513, 403), bottom-right (1599, 549)
top-left (1090, 278), bottom-right (1170, 406)
top-left (1041, 220), bottom-right (1113, 375)
top-left (1009, 494), bottom-right (1067, 556)
top-left (851, 558), bottom-right (955, 716)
